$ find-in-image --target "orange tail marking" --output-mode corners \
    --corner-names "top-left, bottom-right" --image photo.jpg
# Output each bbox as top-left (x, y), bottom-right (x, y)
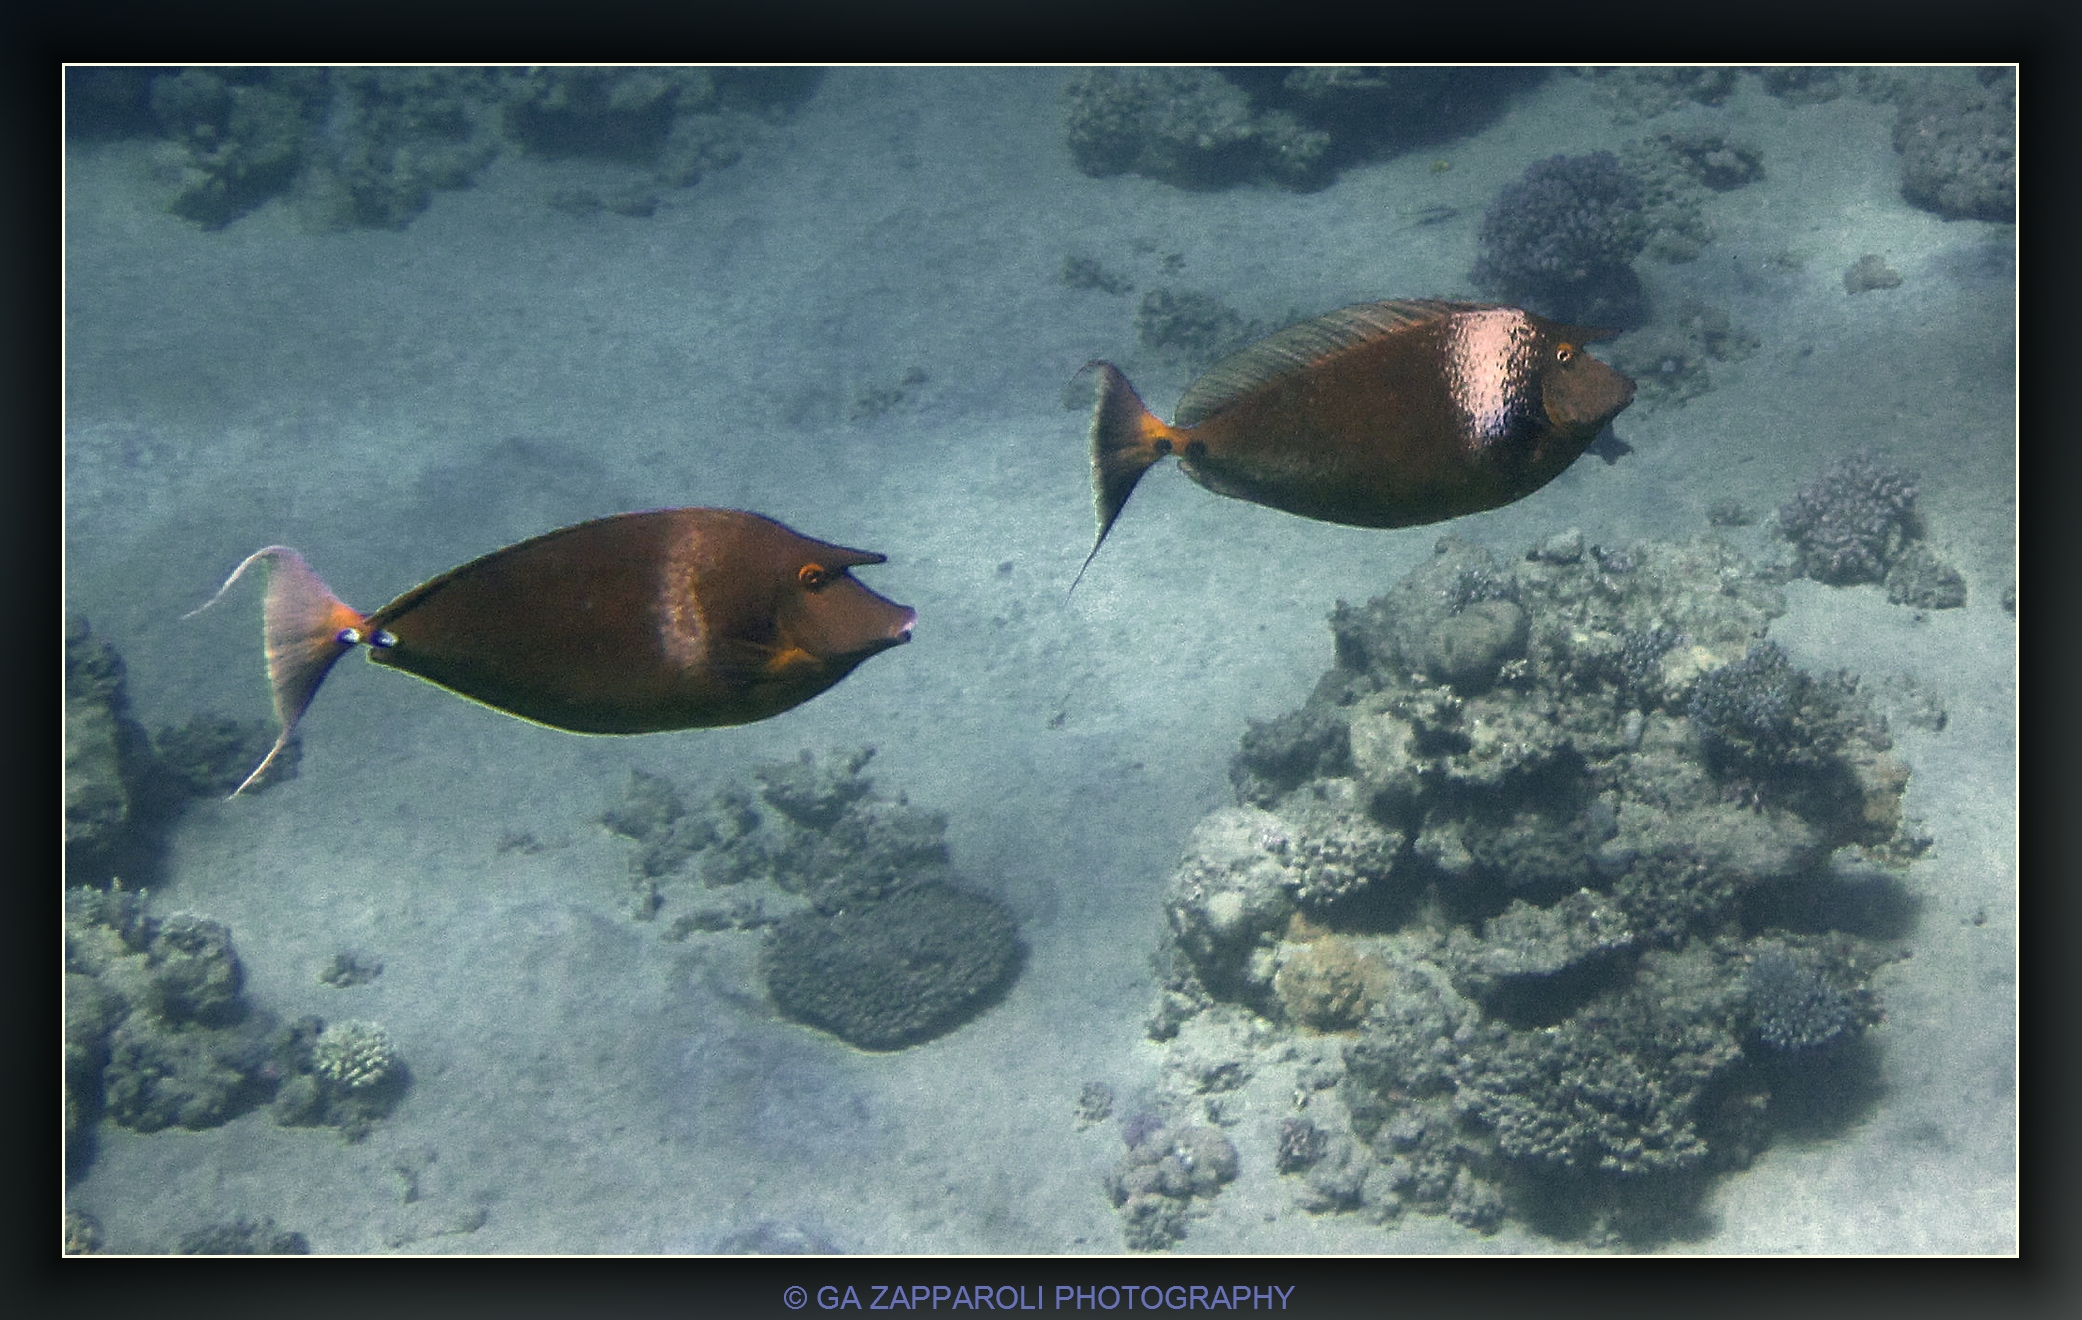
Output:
top-left (1072, 361), bottom-right (1185, 593)
top-left (185, 547), bottom-right (366, 797)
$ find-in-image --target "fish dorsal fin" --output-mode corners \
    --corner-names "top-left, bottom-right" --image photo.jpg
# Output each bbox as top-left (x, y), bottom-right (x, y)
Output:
top-left (1174, 299), bottom-right (1491, 429)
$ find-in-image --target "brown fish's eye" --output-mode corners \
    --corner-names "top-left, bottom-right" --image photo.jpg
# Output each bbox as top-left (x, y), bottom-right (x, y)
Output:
top-left (1556, 343), bottom-right (1577, 363)
top-left (798, 563), bottom-right (830, 590)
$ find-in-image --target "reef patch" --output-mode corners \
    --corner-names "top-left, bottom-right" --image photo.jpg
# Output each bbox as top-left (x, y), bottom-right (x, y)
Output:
top-left (1138, 532), bottom-right (1921, 1245)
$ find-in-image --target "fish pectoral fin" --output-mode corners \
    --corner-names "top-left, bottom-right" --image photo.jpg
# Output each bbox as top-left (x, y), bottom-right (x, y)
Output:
top-left (762, 644), bottom-right (818, 676)
top-left (705, 636), bottom-right (807, 688)
top-left (1076, 362), bottom-right (1178, 591)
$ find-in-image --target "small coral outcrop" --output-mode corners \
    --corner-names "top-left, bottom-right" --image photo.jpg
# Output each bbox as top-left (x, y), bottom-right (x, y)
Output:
top-left (1105, 1121), bottom-right (1240, 1250)
top-left (66, 890), bottom-right (269, 1158)
top-left (1775, 449), bottom-right (1921, 586)
top-left (1773, 450), bottom-right (1969, 611)
top-left (1891, 67), bottom-right (2015, 223)
top-left (762, 883), bottom-right (1023, 1051)
top-left (600, 748), bottom-right (1024, 1050)
top-left (310, 1020), bottom-right (403, 1091)
top-left (269, 1016), bottom-right (410, 1140)
top-left (1064, 67), bottom-right (1532, 194)
top-left (1471, 152), bottom-right (1651, 327)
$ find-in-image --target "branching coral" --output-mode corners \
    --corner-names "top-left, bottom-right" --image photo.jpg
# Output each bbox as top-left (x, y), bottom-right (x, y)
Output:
top-left (1776, 449), bottom-right (1920, 586)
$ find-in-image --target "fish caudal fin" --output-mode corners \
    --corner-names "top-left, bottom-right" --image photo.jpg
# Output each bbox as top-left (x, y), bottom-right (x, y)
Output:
top-left (185, 547), bottom-right (367, 797)
top-left (1074, 361), bottom-right (1180, 591)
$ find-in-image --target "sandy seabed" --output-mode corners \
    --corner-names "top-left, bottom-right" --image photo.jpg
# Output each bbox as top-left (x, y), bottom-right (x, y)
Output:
top-left (63, 68), bottom-right (2015, 1255)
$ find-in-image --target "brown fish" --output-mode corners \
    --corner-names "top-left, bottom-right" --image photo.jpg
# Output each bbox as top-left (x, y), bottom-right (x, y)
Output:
top-left (1078, 299), bottom-right (1635, 581)
top-left (190, 508), bottom-right (916, 796)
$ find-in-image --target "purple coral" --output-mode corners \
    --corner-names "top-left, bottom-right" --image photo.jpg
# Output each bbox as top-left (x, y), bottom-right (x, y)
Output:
top-left (1471, 151), bottom-right (1649, 326)
top-left (1687, 641), bottom-right (1819, 771)
top-left (1776, 449), bottom-right (1920, 586)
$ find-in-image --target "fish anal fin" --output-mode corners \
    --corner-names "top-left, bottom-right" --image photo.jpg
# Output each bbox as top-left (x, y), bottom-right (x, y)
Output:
top-left (1174, 298), bottom-right (1492, 428)
top-left (1075, 361), bottom-right (1179, 591)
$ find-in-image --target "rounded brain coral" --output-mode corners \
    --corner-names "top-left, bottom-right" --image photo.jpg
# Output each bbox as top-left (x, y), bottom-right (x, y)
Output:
top-left (761, 883), bottom-right (1022, 1050)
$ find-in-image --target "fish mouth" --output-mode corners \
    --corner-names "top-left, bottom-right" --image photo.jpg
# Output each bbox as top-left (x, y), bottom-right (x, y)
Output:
top-left (836, 606), bottom-right (914, 662)
top-left (882, 608), bottom-right (918, 648)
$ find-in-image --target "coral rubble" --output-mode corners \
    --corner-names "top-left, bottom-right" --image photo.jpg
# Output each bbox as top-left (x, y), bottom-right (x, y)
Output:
top-left (1883, 544), bottom-right (1969, 611)
top-left (1134, 288), bottom-right (1266, 372)
top-left (174, 1215), bottom-right (311, 1254)
top-left (1106, 1121), bottom-right (1240, 1250)
top-left (1605, 302), bottom-right (1759, 411)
